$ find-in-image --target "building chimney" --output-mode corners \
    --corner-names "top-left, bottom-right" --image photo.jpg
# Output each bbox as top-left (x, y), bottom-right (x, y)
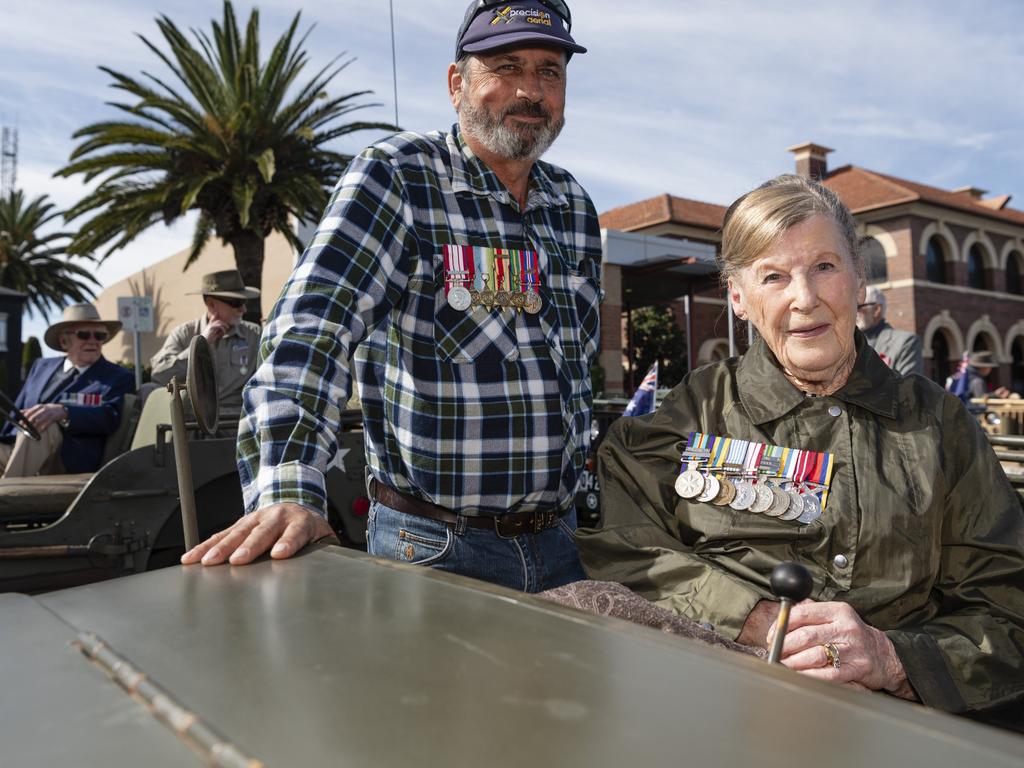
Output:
top-left (787, 142), bottom-right (834, 180)
top-left (979, 194), bottom-right (1012, 210)
top-left (952, 185), bottom-right (988, 200)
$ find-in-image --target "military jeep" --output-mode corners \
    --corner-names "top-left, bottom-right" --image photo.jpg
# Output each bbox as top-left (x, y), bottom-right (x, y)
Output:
top-left (0, 354), bottom-right (370, 593)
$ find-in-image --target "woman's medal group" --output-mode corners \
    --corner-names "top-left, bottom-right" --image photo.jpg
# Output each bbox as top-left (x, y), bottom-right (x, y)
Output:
top-left (675, 432), bottom-right (834, 524)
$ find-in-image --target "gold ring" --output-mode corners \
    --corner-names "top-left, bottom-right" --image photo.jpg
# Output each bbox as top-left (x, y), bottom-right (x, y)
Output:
top-left (822, 642), bottom-right (841, 669)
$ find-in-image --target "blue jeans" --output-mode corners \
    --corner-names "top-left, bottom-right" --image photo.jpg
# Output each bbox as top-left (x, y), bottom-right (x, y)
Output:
top-left (366, 502), bottom-right (586, 593)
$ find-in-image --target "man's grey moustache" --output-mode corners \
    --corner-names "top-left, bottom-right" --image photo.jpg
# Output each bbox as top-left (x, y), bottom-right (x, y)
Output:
top-left (504, 105), bottom-right (549, 119)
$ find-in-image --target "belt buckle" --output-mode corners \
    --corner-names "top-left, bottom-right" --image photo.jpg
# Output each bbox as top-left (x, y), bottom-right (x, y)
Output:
top-left (494, 516), bottom-right (513, 537)
top-left (534, 510), bottom-right (556, 534)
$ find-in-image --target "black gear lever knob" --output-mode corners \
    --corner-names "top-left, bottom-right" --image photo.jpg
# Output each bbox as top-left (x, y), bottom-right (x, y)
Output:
top-left (767, 562), bottom-right (813, 664)
top-left (770, 562), bottom-right (813, 603)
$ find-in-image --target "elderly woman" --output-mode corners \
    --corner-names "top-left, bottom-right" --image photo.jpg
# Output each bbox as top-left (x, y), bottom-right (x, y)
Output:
top-left (576, 175), bottom-right (1024, 730)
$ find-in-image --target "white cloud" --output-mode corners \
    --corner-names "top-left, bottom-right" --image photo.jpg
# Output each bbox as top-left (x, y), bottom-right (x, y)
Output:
top-left (4, 0), bottom-right (1024, 346)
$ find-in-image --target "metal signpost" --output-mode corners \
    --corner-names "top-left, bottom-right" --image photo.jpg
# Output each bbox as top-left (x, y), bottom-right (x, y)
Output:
top-left (117, 296), bottom-right (154, 390)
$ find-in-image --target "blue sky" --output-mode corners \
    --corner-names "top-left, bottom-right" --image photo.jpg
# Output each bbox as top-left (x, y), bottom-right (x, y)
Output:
top-left (2, 0), bottom-right (1023, 342)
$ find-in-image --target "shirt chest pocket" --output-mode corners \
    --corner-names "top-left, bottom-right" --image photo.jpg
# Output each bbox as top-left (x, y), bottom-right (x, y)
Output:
top-left (545, 268), bottom-right (601, 363)
top-left (434, 296), bottom-right (520, 364)
top-left (428, 247), bottom-right (521, 364)
top-left (229, 342), bottom-right (250, 370)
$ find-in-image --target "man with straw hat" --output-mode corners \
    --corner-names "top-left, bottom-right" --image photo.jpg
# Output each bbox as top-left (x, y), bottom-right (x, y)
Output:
top-left (0, 303), bottom-right (133, 477)
top-left (151, 269), bottom-right (262, 421)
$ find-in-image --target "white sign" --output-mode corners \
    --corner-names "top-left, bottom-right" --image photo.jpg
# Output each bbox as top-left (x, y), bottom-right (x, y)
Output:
top-left (117, 296), bottom-right (154, 333)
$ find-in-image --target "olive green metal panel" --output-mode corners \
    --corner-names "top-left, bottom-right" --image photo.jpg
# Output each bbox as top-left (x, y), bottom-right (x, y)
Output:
top-left (130, 387), bottom-right (173, 451)
top-left (36, 547), bottom-right (1024, 767)
top-left (0, 594), bottom-right (195, 767)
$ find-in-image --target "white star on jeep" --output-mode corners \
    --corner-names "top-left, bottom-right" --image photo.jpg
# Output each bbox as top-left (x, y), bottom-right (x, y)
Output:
top-left (330, 447), bottom-right (350, 471)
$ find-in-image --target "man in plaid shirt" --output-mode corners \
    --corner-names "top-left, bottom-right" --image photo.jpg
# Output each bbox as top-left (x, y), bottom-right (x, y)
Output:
top-left (183, 0), bottom-right (601, 593)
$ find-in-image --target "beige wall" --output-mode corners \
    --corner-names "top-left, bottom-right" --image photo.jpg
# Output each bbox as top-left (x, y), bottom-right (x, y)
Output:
top-left (93, 232), bottom-right (298, 366)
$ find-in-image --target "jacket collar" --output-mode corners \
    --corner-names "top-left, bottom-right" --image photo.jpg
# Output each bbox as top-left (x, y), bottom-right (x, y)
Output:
top-left (446, 124), bottom-right (568, 211)
top-left (736, 329), bottom-right (899, 425)
top-left (62, 357), bottom-right (101, 376)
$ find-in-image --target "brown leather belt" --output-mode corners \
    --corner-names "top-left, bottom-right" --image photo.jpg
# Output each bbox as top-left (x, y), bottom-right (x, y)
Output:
top-left (368, 479), bottom-right (567, 537)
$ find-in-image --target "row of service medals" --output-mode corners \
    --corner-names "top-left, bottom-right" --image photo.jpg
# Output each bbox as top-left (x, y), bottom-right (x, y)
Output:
top-left (442, 245), bottom-right (542, 314)
top-left (674, 432), bottom-right (834, 525)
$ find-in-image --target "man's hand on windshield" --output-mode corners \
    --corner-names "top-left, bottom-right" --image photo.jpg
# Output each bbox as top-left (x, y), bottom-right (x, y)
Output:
top-left (180, 503), bottom-right (335, 566)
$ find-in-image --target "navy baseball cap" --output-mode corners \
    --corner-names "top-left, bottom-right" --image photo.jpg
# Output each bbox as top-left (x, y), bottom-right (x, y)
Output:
top-left (456, 1), bottom-right (586, 60)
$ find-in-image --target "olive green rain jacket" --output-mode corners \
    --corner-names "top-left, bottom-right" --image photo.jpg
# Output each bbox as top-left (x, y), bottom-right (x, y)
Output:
top-left (577, 333), bottom-right (1024, 729)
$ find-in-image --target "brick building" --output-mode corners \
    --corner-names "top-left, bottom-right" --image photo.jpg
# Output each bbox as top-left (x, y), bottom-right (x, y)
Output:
top-left (598, 143), bottom-right (1024, 395)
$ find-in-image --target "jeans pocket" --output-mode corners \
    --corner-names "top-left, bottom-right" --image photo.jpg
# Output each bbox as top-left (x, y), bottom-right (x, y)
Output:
top-left (395, 526), bottom-right (453, 565)
top-left (366, 505), bottom-right (378, 543)
top-left (369, 502), bottom-right (456, 565)
top-left (555, 508), bottom-right (579, 540)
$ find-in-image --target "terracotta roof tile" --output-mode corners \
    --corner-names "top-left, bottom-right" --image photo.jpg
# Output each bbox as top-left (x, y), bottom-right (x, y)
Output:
top-left (599, 193), bottom-right (726, 232)
top-left (599, 168), bottom-right (1024, 234)
top-left (824, 166), bottom-right (1024, 226)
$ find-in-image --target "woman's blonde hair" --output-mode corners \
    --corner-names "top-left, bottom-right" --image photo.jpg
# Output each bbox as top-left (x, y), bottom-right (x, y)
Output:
top-left (718, 174), bottom-right (861, 281)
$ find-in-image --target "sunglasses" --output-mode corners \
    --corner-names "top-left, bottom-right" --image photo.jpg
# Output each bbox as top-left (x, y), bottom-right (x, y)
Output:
top-left (458, 0), bottom-right (573, 46)
top-left (72, 330), bottom-right (109, 342)
top-left (209, 296), bottom-right (247, 309)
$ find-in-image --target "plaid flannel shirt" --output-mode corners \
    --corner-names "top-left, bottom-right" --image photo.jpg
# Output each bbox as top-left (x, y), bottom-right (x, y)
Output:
top-left (238, 126), bottom-right (602, 517)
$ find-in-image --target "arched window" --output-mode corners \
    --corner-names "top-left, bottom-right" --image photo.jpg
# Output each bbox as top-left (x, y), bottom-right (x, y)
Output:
top-left (967, 244), bottom-right (989, 290)
top-left (925, 237), bottom-right (947, 283)
top-left (1006, 251), bottom-right (1023, 295)
top-left (1011, 337), bottom-right (1024, 395)
top-left (860, 237), bottom-right (888, 284)
top-left (930, 331), bottom-right (951, 385)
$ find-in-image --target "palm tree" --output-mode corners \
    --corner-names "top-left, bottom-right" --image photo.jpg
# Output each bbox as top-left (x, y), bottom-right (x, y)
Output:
top-left (56, 1), bottom-right (397, 319)
top-left (0, 190), bottom-right (99, 319)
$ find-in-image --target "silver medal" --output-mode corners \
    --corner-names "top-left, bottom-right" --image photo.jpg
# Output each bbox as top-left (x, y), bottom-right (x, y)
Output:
top-left (675, 468), bottom-right (705, 499)
top-left (764, 485), bottom-right (790, 517)
top-left (797, 493), bottom-right (823, 524)
top-left (729, 480), bottom-right (756, 511)
top-left (749, 483), bottom-right (775, 514)
top-left (523, 290), bottom-right (542, 315)
top-left (779, 489), bottom-right (805, 521)
top-left (447, 285), bottom-right (472, 311)
top-left (695, 474), bottom-right (720, 503)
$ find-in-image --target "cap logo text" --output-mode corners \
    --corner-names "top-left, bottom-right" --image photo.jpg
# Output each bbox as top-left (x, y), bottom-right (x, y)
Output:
top-left (490, 7), bottom-right (553, 27)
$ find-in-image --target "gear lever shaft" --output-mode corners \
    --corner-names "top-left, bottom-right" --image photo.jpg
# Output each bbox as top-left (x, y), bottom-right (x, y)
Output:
top-left (767, 562), bottom-right (813, 664)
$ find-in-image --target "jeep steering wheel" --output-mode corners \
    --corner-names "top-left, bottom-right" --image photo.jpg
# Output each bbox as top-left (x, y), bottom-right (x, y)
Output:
top-left (0, 390), bottom-right (42, 441)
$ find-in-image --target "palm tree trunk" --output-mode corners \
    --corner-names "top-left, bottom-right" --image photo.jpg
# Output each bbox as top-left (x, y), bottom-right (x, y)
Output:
top-left (231, 230), bottom-right (265, 323)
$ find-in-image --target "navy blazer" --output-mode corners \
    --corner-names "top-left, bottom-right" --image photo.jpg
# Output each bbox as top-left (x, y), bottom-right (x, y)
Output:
top-left (1, 356), bottom-right (135, 473)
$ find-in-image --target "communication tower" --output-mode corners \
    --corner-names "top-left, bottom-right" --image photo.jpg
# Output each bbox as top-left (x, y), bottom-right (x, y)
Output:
top-left (1, 126), bottom-right (17, 197)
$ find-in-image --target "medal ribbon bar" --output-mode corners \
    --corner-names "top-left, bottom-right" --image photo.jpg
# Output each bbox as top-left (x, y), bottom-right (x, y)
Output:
top-left (683, 432), bottom-right (834, 515)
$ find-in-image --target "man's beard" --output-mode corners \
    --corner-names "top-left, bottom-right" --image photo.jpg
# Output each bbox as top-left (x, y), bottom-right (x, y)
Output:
top-left (459, 98), bottom-right (565, 163)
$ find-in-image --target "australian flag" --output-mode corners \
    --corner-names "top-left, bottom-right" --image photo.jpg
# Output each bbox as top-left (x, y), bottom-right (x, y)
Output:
top-left (624, 362), bottom-right (659, 417)
top-left (948, 351), bottom-right (971, 403)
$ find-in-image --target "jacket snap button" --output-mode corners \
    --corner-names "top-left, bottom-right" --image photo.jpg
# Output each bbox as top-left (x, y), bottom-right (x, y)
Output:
top-left (828, 405), bottom-right (842, 417)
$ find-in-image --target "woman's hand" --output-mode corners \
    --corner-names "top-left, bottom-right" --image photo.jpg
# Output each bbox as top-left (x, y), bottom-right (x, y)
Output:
top-left (766, 600), bottom-right (917, 700)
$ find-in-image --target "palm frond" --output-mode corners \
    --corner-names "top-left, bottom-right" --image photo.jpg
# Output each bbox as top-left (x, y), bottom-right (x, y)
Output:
top-left (185, 211), bottom-right (215, 269)
top-left (0, 190), bottom-right (98, 315)
top-left (57, 0), bottom-right (399, 288)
